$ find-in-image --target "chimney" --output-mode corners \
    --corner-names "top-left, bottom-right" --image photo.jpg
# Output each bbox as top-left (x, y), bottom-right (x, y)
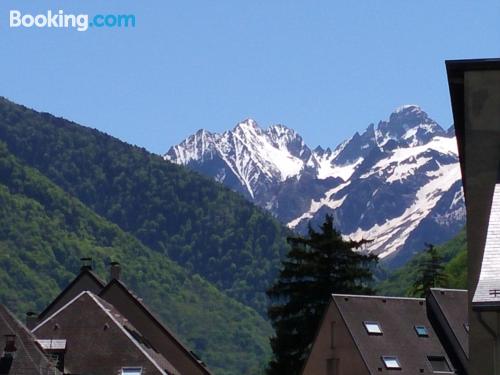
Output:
top-left (109, 261), bottom-right (121, 281)
top-left (80, 257), bottom-right (92, 271)
top-left (3, 335), bottom-right (16, 357)
top-left (25, 312), bottom-right (38, 330)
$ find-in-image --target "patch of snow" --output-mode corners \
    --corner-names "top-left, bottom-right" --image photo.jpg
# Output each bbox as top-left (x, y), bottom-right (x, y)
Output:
top-left (360, 136), bottom-right (458, 180)
top-left (287, 182), bottom-right (350, 228)
top-left (316, 157), bottom-right (363, 180)
top-left (394, 104), bottom-right (421, 114)
top-left (385, 156), bottom-right (432, 183)
top-left (348, 163), bottom-right (461, 258)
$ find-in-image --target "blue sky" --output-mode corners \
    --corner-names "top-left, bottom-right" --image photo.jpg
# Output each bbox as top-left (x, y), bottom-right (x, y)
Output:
top-left (1, 1), bottom-right (499, 154)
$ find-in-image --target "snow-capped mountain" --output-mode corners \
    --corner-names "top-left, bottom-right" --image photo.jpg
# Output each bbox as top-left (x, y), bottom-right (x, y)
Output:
top-left (165, 105), bottom-right (465, 266)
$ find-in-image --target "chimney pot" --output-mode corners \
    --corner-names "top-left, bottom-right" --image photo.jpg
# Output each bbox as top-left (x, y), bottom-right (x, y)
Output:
top-left (25, 312), bottom-right (38, 330)
top-left (109, 261), bottom-right (121, 280)
top-left (80, 257), bottom-right (92, 271)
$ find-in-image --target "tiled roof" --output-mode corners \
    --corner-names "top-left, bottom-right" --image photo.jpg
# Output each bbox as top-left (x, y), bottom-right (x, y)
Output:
top-left (473, 183), bottom-right (500, 309)
top-left (33, 291), bottom-right (180, 375)
top-left (333, 294), bottom-right (454, 374)
top-left (100, 279), bottom-right (211, 374)
top-left (0, 304), bottom-right (61, 375)
top-left (429, 288), bottom-right (468, 358)
top-left (92, 293), bottom-right (181, 375)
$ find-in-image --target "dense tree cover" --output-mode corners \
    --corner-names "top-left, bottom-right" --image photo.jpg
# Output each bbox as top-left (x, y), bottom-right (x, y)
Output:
top-left (376, 230), bottom-right (466, 296)
top-left (0, 97), bottom-right (290, 314)
top-left (266, 216), bottom-right (377, 375)
top-left (410, 243), bottom-right (448, 297)
top-left (0, 142), bottom-right (271, 375)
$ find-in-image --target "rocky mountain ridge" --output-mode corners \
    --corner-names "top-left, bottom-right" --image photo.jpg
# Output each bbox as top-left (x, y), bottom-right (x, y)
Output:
top-left (165, 105), bottom-right (465, 266)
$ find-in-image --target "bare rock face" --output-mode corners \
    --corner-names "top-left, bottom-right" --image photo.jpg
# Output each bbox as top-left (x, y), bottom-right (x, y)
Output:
top-left (165, 105), bottom-right (464, 267)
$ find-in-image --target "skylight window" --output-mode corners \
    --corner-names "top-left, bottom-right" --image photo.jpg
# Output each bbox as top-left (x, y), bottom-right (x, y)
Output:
top-left (415, 325), bottom-right (429, 337)
top-left (382, 356), bottom-right (401, 370)
top-left (121, 368), bottom-right (142, 375)
top-left (427, 356), bottom-right (452, 372)
top-left (363, 321), bottom-right (382, 335)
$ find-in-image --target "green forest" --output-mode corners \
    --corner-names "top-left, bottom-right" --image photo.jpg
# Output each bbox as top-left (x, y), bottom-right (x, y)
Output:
top-left (377, 229), bottom-right (466, 296)
top-left (0, 97), bottom-right (290, 315)
top-left (0, 141), bottom-right (271, 375)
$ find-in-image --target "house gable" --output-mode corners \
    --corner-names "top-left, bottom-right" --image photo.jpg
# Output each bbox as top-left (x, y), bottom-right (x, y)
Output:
top-left (99, 279), bottom-right (212, 375)
top-left (33, 291), bottom-right (175, 375)
top-left (302, 300), bottom-right (369, 375)
top-left (37, 268), bottom-right (105, 322)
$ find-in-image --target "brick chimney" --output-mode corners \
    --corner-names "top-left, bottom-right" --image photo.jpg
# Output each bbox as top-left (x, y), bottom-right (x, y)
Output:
top-left (3, 335), bottom-right (16, 357)
top-left (80, 257), bottom-right (92, 271)
top-left (109, 261), bottom-right (121, 281)
top-left (25, 312), bottom-right (38, 330)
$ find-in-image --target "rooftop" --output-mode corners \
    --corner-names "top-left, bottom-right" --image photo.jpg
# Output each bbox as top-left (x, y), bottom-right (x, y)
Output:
top-left (0, 304), bottom-right (61, 375)
top-left (332, 293), bottom-right (455, 374)
top-left (473, 183), bottom-right (500, 310)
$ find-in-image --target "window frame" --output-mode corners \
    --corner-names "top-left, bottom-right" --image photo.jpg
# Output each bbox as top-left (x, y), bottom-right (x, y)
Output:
top-left (326, 358), bottom-right (339, 375)
top-left (381, 355), bottom-right (401, 370)
top-left (121, 367), bottom-right (143, 375)
top-left (414, 325), bottom-right (429, 337)
top-left (363, 321), bottom-right (383, 335)
top-left (427, 355), bottom-right (454, 373)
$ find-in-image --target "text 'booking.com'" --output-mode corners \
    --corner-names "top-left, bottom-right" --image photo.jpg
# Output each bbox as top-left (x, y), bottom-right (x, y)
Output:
top-left (9, 10), bottom-right (136, 32)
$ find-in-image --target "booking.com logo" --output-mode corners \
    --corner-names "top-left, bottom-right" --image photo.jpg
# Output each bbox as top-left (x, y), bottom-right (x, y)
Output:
top-left (9, 10), bottom-right (136, 31)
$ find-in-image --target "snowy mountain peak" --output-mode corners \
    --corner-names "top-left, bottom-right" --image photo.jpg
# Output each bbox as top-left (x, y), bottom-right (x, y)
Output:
top-left (393, 104), bottom-right (422, 114)
top-left (375, 105), bottom-right (444, 148)
top-left (234, 118), bottom-right (259, 130)
top-left (165, 106), bottom-right (464, 265)
top-left (232, 119), bottom-right (264, 140)
top-left (165, 128), bottom-right (217, 165)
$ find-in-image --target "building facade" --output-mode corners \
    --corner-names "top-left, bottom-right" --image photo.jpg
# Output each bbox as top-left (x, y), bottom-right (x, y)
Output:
top-left (302, 289), bottom-right (468, 375)
top-left (447, 58), bottom-right (500, 375)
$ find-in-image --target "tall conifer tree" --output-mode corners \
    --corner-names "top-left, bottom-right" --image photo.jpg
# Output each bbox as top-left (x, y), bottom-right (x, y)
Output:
top-left (266, 215), bottom-right (377, 375)
top-left (411, 243), bottom-right (448, 297)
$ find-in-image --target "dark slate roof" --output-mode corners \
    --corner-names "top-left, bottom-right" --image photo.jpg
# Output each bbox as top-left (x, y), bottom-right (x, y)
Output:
top-left (333, 294), bottom-right (455, 374)
top-left (473, 183), bottom-right (500, 309)
top-left (429, 289), bottom-right (468, 357)
top-left (91, 294), bottom-right (181, 375)
top-left (427, 288), bottom-right (468, 374)
top-left (34, 291), bottom-right (180, 375)
top-left (0, 304), bottom-right (61, 375)
top-left (100, 279), bottom-right (212, 374)
top-left (37, 268), bottom-right (106, 321)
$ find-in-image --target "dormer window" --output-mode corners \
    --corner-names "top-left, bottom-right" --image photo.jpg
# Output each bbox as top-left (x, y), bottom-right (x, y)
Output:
top-left (427, 356), bottom-right (452, 373)
top-left (415, 325), bottom-right (428, 337)
top-left (382, 356), bottom-right (401, 369)
top-left (363, 321), bottom-right (382, 335)
top-left (122, 368), bottom-right (142, 375)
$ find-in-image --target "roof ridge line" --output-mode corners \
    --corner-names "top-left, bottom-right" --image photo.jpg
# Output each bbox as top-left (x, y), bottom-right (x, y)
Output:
top-left (32, 290), bottom-right (91, 333)
top-left (88, 293), bottom-right (169, 375)
top-left (332, 293), bottom-right (424, 301)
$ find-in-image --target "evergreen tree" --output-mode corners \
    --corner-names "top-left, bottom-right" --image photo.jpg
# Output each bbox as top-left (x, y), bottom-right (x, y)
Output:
top-left (266, 215), bottom-right (378, 375)
top-left (410, 243), bottom-right (448, 297)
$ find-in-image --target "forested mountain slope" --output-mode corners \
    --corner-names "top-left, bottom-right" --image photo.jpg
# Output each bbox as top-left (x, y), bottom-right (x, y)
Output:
top-left (376, 229), bottom-right (466, 296)
top-left (0, 141), bottom-right (271, 375)
top-left (0, 97), bottom-right (290, 315)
